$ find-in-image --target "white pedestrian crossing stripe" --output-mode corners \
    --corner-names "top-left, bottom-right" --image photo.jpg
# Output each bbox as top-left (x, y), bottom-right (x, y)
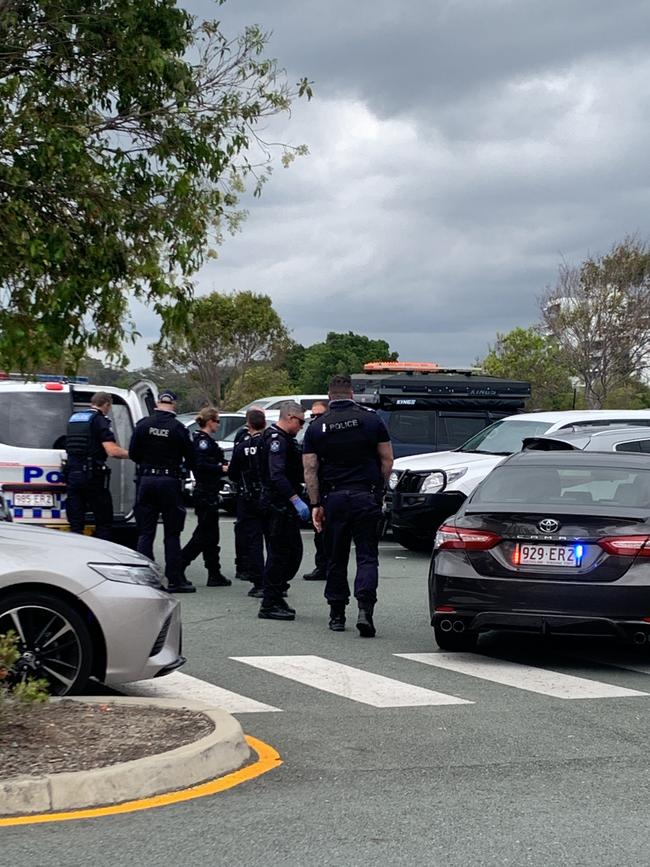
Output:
top-left (230, 654), bottom-right (472, 708)
top-left (118, 671), bottom-right (281, 713)
top-left (396, 653), bottom-right (649, 700)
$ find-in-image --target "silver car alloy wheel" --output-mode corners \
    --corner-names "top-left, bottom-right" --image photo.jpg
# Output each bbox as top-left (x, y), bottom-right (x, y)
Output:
top-left (0, 603), bottom-right (84, 696)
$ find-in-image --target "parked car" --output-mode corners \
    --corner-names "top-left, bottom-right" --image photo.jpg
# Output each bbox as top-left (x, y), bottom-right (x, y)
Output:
top-left (523, 426), bottom-right (650, 454)
top-left (388, 410), bottom-right (650, 551)
top-left (0, 522), bottom-right (184, 695)
top-left (179, 413), bottom-right (243, 513)
top-left (352, 365), bottom-right (530, 458)
top-left (429, 450), bottom-right (650, 651)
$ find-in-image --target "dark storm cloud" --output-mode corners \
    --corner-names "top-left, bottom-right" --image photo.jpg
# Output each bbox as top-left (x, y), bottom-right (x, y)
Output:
top-left (128, 0), bottom-right (650, 368)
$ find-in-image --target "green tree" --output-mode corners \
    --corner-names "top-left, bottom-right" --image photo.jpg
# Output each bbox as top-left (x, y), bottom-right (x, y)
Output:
top-left (0, 0), bottom-right (312, 372)
top-left (542, 238), bottom-right (650, 408)
top-left (295, 331), bottom-right (398, 392)
top-left (224, 362), bottom-right (294, 411)
top-left (482, 326), bottom-right (574, 410)
top-left (153, 290), bottom-right (290, 407)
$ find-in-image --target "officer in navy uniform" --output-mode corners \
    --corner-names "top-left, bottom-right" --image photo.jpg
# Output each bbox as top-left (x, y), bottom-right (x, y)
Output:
top-left (258, 400), bottom-right (308, 621)
top-left (228, 408), bottom-right (268, 597)
top-left (180, 406), bottom-right (231, 588)
top-left (65, 391), bottom-right (129, 540)
top-left (302, 400), bottom-right (329, 581)
top-left (129, 390), bottom-right (195, 593)
top-left (302, 374), bottom-right (393, 636)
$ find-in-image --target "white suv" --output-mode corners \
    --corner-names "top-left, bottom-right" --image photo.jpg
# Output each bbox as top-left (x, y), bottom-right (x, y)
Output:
top-left (388, 410), bottom-right (650, 550)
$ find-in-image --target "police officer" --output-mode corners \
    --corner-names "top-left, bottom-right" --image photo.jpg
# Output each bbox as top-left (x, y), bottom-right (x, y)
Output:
top-left (65, 392), bottom-right (129, 540)
top-left (259, 400), bottom-right (307, 621)
top-left (302, 375), bottom-right (393, 636)
top-left (302, 400), bottom-right (329, 581)
top-left (180, 407), bottom-right (231, 587)
top-left (129, 390), bottom-right (195, 593)
top-left (228, 408), bottom-right (267, 597)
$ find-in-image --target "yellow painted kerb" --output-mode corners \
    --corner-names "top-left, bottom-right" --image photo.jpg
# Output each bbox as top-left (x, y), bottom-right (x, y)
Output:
top-left (0, 735), bottom-right (280, 828)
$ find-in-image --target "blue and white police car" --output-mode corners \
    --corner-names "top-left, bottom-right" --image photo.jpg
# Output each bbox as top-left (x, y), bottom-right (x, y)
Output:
top-left (0, 375), bottom-right (156, 542)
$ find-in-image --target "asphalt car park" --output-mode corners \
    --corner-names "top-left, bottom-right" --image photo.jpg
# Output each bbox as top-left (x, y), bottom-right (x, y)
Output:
top-left (8, 514), bottom-right (650, 866)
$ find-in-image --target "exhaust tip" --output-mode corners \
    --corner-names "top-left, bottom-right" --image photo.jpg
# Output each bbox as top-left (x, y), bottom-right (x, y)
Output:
top-left (632, 631), bottom-right (647, 645)
top-left (452, 620), bottom-right (466, 633)
top-left (439, 619), bottom-right (453, 632)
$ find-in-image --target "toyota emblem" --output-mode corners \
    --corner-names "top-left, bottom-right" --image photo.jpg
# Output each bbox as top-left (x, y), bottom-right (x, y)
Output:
top-left (538, 518), bottom-right (560, 533)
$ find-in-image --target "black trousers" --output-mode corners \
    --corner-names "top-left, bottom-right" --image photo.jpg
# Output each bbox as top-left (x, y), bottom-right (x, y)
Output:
top-left (234, 495), bottom-right (266, 587)
top-left (323, 490), bottom-right (381, 607)
top-left (313, 527), bottom-right (326, 574)
top-left (181, 489), bottom-right (221, 578)
top-left (262, 505), bottom-right (303, 606)
top-left (66, 469), bottom-right (113, 541)
top-left (135, 476), bottom-right (186, 584)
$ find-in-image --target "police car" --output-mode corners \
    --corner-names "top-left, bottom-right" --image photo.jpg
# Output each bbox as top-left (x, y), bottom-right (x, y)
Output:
top-left (0, 375), bottom-right (156, 543)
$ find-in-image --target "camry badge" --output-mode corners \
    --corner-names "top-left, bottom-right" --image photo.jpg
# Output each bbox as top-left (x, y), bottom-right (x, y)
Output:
top-left (538, 518), bottom-right (560, 533)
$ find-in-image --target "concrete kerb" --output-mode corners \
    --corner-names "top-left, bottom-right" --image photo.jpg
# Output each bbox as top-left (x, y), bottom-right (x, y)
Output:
top-left (0, 695), bottom-right (251, 817)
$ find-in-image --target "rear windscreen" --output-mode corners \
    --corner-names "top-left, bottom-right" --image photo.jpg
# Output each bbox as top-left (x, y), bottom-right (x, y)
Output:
top-left (474, 465), bottom-right (650, 508)
top-left (0, 392), bottom-right (72, 449)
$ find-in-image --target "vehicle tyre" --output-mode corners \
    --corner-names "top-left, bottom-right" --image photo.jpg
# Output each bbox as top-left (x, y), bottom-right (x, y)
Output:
top-left (0, 591), bottom-right (94, 696)
top-left (394, 528), bottom-right (432, 552)
top-left (433, 622), bottom-right (478, 651)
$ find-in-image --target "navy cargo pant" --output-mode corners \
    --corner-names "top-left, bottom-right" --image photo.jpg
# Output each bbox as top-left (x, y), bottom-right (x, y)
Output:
top-left (235, 495), bottom-right (266, 588)
top-left (262, 505), bottom-right (303, 606)
top-left (323, 489), bottom-right (381, 607)
top-left (135, 476), bottom-right (186, 585)
top-left (66, 468), bottom-right (113, 541)
top-left (181, 487), bottom-right (221, 578)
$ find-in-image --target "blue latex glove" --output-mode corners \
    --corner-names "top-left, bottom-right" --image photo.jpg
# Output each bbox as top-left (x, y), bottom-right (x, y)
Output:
top-left (292, 497), bottom-right (311, 521)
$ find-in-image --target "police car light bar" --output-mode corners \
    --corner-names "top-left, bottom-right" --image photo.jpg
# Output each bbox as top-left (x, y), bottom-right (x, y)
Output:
top-left (363, 362), bottom-right (482, 375)
top-left (0, 372), bottom-right (89, 384)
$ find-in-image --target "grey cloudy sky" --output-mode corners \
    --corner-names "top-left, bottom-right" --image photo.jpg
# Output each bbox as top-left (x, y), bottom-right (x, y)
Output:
top-left (131, 0), bottom-right (650, 368)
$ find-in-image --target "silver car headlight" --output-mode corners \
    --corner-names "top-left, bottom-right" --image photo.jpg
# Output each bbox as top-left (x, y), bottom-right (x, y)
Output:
top-left (88, 563), bottom-right (164, 588)
top-left (388, 471), bottom-right (400, 490)
top-left (421, 467), bottom-right (467, 494)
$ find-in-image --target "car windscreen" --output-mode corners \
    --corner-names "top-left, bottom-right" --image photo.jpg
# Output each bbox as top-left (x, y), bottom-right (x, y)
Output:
top-left (218, 416), bottom-right (245, 439)
top-left (0, 391), bottom-right (72, 449)
top-left (458, 419), bottom-right (552, 455)
top-left (472, 464), bottom-right (650, 509)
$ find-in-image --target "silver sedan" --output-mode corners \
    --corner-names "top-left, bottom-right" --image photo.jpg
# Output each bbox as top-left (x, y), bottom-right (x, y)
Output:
top-left (0, 523), bottom-right (184, 695)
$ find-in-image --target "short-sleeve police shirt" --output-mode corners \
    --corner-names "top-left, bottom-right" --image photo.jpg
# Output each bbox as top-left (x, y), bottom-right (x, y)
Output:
top-left (91, 411), bottom-right (116, 462)
top-left (302, 399), bottom-right (390, 490)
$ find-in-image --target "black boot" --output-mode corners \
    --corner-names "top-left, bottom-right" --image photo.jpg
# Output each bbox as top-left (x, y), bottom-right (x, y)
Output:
top-left (303, 568), bottom-right (326, 581)
top-left (258, 603), bottom-right (295, 621)
top-left (168, 578), bottom-right (196, 594)
top-left (207, 573), bottom-right (232, 587)
top-left (356, 605), bottom-right (376, 638)
top-left (329, 603), bottom-right (346, 632)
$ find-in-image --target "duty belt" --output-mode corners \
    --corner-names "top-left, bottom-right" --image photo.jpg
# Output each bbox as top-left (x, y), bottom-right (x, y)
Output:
top-left (139, 467), bottom-right (182, 478)
top-left (325, 481), bottom-right (375, 493)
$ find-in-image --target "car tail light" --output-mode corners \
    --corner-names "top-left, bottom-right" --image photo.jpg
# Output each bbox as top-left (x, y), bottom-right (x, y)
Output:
top-left (435, 524), bottom-right (502, 551)
top-left (598, 536), bottom-right (650, 557)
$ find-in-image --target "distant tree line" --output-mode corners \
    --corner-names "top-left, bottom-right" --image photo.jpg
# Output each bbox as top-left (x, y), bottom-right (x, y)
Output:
top-left (483, 238), bottom-right (650, 410)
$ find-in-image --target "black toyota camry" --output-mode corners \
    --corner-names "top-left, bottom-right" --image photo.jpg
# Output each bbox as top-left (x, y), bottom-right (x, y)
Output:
top-left (429, 450), bottom-right (650, 651)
